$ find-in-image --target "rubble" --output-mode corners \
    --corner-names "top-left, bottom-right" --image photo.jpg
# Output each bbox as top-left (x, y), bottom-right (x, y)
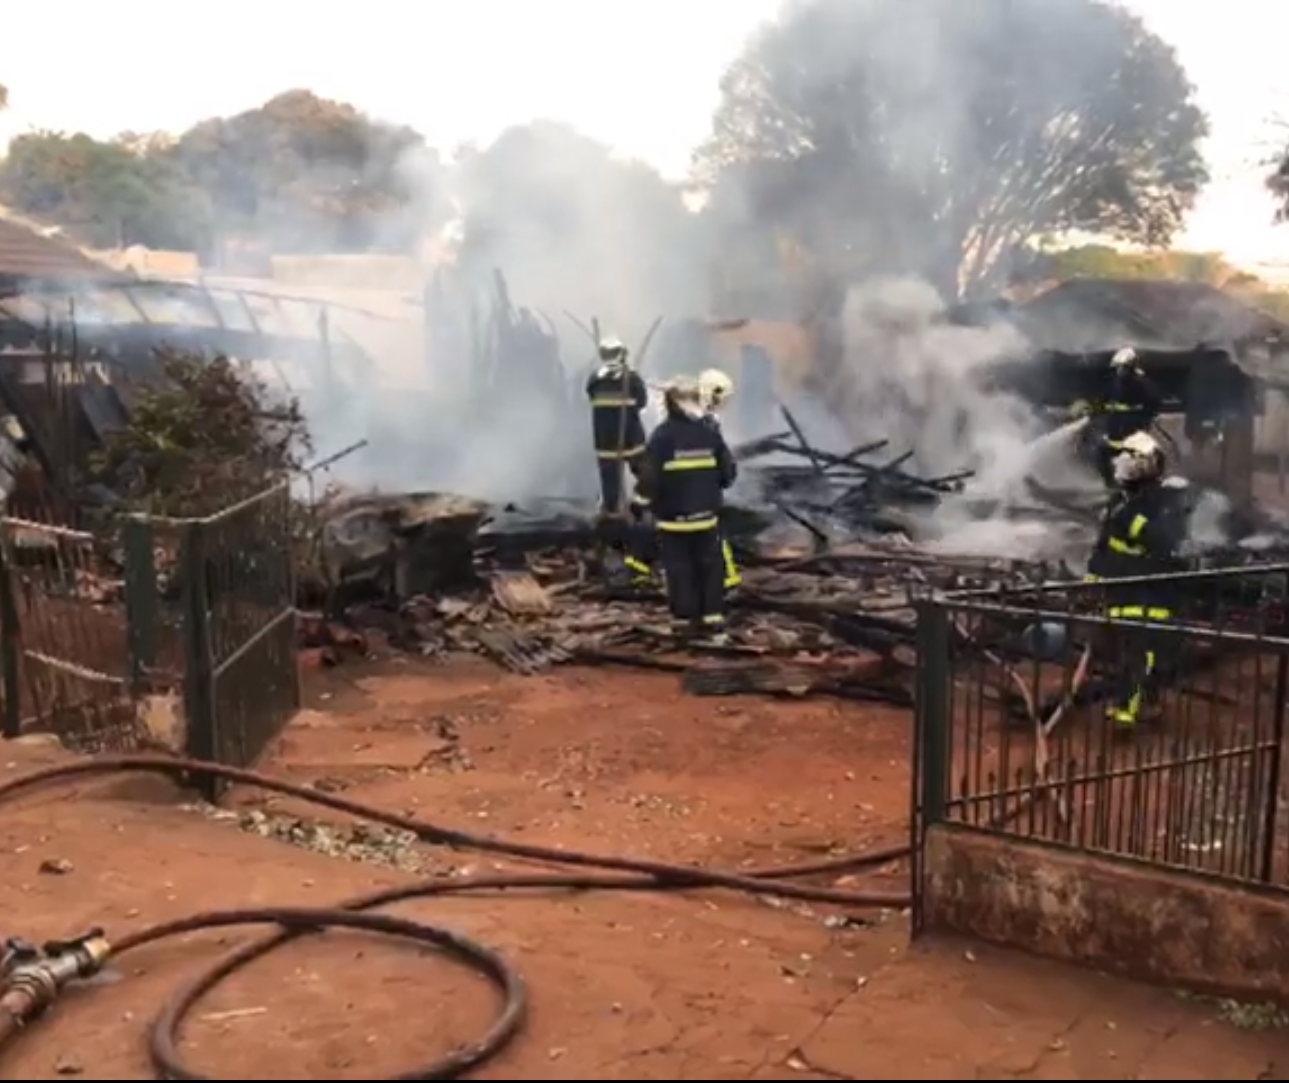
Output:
top-left (305, 509), bottom-right (1063, 705)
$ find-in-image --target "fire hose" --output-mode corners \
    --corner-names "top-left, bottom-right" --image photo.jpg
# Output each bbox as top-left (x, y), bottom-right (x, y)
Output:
top-left (0, 754), bottom-right (912, 1079)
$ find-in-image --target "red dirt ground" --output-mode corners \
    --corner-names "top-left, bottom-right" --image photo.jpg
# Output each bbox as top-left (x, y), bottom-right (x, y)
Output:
top-left (2, 656), bottom-right (1288, 1079)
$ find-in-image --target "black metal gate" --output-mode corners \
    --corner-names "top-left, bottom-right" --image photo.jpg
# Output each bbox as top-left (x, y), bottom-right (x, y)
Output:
top-left (177, 482), bottom-right (299, 794)
top-left (912, 566), bottom-right (1289, 929)
top-left (0, 513), bottom-right (135, 748)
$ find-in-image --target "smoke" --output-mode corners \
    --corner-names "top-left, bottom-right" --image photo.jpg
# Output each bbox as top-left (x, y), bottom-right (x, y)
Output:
top-left (830, 277), bottom-right (1033, 478)
top-left (814, 275), bottom-right (1101, 557)
top-left (334, 121), bottom-right (711, 502)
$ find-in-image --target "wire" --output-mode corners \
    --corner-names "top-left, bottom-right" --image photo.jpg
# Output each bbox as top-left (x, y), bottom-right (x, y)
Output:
top-left (0, 754), bottom-right (912, 1079)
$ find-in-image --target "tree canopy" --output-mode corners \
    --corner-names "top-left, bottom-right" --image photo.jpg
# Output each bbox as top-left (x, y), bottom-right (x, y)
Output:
top-left (1267, 141), bottom-right (1289, 222)
top-left (696, 0), bottom-right (1210, 303)
top-left (0, 90), bottom-right (435, 255)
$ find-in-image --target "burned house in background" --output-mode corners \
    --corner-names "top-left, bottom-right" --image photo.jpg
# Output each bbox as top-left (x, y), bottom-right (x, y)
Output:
top-left (962, 278), bottom-right (1289, 504)
top-left (0, 218), bottom-right (375, 516)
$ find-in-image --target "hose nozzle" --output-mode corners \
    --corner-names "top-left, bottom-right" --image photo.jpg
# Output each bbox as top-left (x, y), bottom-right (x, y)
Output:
top-left (0, 929), bottom-right (112, 1027)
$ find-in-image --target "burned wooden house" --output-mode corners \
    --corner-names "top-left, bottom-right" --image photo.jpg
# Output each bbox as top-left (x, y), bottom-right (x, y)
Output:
top-left (963, 278), bottom-right (1289, 503)
top-left (0, 218), bottom-right (374, 514)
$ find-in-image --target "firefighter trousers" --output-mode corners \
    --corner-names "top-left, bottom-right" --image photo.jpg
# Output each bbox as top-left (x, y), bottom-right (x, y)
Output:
top-left (1106, 602), bottom-right (1172, 727)
top-left (629, 524), bottom-right (740, 590)
top-left (624, 498), bottom-right (657, 581)
top-left (658, 526), bottom-right (725, 629)
top-left (596, 452), bottom-right (643, 516)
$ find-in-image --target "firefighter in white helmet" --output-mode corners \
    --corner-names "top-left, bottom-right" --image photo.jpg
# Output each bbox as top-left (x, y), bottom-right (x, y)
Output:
top-left (635, 377), bottom-right (737, 639)
top-left (1086, 430), bottom-right (1186, 730)
top-left (696, 368), bottom-right (741, 590)
top-left (585, 336), bottom-right (648, 516)
top-left (1083, 346), bottom-right (1162, 490)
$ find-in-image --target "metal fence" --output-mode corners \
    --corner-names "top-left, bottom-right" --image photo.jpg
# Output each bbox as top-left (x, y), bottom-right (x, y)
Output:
top-left (912, 564), bottom-right (1289, 929)
top-left (0, 512), bottom-right (135, 749)
top-left (131, 482), bottom-right (299, 798)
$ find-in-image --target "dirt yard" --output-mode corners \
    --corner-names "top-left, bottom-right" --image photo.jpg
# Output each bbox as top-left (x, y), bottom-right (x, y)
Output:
top-left (2, 656), bottom-right (1287, 1079)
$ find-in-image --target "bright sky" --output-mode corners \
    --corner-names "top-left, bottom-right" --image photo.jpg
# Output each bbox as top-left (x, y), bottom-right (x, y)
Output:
top-left (1, 0), bottom-right (1287, 264)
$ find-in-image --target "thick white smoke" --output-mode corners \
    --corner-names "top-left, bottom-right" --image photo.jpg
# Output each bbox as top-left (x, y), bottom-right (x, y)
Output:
top-left (818, 275), bottom-right (1102, 557)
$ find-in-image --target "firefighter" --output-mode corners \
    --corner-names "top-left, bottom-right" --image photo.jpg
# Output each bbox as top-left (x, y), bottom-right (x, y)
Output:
top-left (585, 336), bottom-right (648, 516)
top-left (698, 368), bottom-right (742, 591)
top-left (1085, 347), bottom-right (1163, 490)
top-left (637, 378), bottom-right (737, 641)
top-left (1086, 430), bottom-right (1186, 729)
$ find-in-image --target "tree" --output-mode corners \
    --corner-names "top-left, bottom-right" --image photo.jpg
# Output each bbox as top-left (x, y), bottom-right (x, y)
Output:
top-left (0, 91), bottom-right (437, 255)
top-left (168, 89), bottom-right (434, 253)
top-left (1266, 133), bottom-right (1289, 221)
top-left (696, 0), bottom-right (1210, 301)
top-left (455, 121), bottom-right (702, 328)
top-left (0, 131), bottom-right (213, 249)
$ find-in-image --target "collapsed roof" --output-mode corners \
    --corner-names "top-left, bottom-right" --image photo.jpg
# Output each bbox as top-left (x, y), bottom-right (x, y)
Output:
top-left (1009, 278), bottom-right (1289, 355)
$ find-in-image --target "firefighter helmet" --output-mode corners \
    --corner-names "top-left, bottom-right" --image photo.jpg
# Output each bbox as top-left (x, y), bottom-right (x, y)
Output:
top-left (663, 377), bottom-right (704, 419)
top-left (598, 336), bottom-right (627, 364)
top-left (698, 368), bottom-right (735, 410)
top-left (1110, 346), bottom-right (1137, 368)
top-left (1112, 430), bottom-right (1164, 485)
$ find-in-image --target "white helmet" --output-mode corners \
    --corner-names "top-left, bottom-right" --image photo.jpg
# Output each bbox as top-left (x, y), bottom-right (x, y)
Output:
top-left (598, 336), bottom-right (627, 365)
top-left (1110, 346), bottom-right (1137, 368)
top-left (1112, 430), bottom-right (1164, 485)
top-left (698, 368), bottom-right (735, 410)
top-left (663, 377), bottom-right (705, 420)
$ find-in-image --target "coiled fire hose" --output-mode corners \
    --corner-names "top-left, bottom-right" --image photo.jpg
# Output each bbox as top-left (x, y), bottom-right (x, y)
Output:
top-left (0, 754), bottom-right (912, 1079)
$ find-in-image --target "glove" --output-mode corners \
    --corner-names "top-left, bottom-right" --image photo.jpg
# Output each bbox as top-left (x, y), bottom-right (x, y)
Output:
top-left (1068, 399), bottom-right (1091, 419)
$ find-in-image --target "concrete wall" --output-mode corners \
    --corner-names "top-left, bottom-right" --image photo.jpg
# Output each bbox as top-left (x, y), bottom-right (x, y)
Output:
top-left (922, 824), bottom-right (1289, 1004)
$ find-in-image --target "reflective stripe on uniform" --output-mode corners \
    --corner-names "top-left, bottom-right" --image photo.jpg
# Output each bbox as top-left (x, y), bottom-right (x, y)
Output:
top-left (721, 538), bottom-right (741, 588)
top-left (1107, 605), bottom-right (1172, 620)
top-left (663, 456), bottom-right (717, 471)
top-left (591, 397), bottom-right (636, 407)
top-left (1108, 537), bottom-right (1144, 555)
top-left (657, 517), bottom-right (718, 532)
top-left (1107, 513), bottom-right (1150, 555)
top-left (596, 445), bottom-right (645, 459)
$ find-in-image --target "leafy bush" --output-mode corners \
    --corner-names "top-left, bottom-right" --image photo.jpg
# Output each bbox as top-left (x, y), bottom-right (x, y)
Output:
top-left (92, 349), bottom-right (312, 517)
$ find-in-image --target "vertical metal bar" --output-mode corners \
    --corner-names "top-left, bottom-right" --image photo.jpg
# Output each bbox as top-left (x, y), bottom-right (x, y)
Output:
top-left (122, 515), bottom-right (157, 693)
top-left (180, 520), bottom-right (217, 798)
top-left (0, 538), bottom-right (20, 738)
top-left (912, 600), bottom-right (952, 937)
top-left (1258, 652), bottom-right (1288, 883)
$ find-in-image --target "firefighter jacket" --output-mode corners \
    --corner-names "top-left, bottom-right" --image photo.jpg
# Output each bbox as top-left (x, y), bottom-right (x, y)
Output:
top-left (586, 366), bottom-right (648, 458)
top-left (1099, 367), bottom-right (1162, 443)
top-left (1087, 482), bottom-right (1186, 607)
top-left (637, 412), bottom-right (736, 532)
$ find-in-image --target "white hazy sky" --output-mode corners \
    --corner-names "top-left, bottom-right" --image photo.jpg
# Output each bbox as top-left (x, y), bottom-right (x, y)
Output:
top-left (1, 0), bottom-right (1287, 263)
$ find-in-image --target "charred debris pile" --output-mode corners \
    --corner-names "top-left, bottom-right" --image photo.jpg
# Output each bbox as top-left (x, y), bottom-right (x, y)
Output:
top-left (310, 412), bottom-right (1071, 704)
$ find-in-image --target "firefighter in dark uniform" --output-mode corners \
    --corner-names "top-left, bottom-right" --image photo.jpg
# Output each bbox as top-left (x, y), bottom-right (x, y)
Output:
top-left (1086, 431), bottom-right (1186, 729)
top-left (698, 368), bottom-right (742, 591)
top-left (586, 336), bottom-right (648, 516)
top-left (637, 379), bottom-right (737, 641)
top-left (1083, 347), bottom-right (1162, 490)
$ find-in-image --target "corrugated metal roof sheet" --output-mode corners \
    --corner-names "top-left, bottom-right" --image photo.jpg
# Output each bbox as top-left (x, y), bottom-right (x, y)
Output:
top-left (0, 218), bottom-right (124, 283)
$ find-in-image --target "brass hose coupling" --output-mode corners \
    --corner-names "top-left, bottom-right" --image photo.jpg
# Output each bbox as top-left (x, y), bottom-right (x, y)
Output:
top-left (0, 929), bottom-right (112, 1026)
